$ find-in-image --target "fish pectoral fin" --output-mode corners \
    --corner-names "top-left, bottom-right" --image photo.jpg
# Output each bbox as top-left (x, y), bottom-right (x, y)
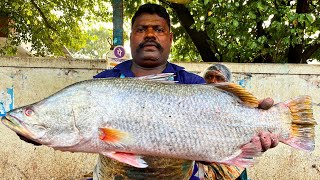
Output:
top-left (219, 143), bottom-right (262, 167)
top-left (99, 128), bottom-right (134, 147)
top-left (213, 82), bottom-right (259, 108)
top-left (102, 151), bottom-right (148, 168)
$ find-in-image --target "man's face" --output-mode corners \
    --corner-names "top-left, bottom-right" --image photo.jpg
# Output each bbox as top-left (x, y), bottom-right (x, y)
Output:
top-left (130, 13), bottom-right (173, 68)
top-left (204, 70), bottom-right (227, 84)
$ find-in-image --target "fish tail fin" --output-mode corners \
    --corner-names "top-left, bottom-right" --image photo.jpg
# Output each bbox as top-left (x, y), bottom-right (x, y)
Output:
top-left (281, 95), bottom-right (317, 151)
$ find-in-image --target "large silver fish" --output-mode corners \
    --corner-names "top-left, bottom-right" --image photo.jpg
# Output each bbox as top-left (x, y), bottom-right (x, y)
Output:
top-left (1, 76), bottom-right (316, 168)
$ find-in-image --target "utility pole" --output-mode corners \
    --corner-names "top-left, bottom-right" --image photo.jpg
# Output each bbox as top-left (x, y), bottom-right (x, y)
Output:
top-left (112, 0), bottom-right (124, 48)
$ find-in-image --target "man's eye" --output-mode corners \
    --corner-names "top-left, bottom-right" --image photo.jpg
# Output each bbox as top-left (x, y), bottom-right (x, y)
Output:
top-left (217, 76), bottom-right (226, 82)
top-left (137, 28), bottom-right (145, 32)
top-left (155, 28), bottom-right (164, 32)
top-left (204, 75), bottom-right (212, 80)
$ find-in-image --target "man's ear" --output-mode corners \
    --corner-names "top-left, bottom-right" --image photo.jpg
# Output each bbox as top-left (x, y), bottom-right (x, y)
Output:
top-left (169, 32), bottom-right (173, 47)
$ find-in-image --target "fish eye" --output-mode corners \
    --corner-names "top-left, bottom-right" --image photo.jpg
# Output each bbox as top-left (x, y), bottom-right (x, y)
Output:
top-left (24, 108), bottom-right (34, 117)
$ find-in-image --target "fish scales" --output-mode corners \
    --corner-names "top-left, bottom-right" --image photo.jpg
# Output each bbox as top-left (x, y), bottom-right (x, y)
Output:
top-left (55, 79), bottom-right (280, 158)
top-left (2, 77), bottom-right (316, 168)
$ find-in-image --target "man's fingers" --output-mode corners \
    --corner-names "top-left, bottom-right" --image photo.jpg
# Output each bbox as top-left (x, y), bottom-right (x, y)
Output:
top-left (259, 132), bottom-right (271, 152)
top-left (258, 97), bottom-right (274, 110)
top-left (250, 131), bottom-right (279, 152)
top-left (270, 133), bottom-right (279, 148)
top-left (250, 136), bottom-right (263, 152)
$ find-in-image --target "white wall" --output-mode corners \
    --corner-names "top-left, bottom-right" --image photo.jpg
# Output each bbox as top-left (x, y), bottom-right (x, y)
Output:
top-left (0, 57), bottom-right (319, 179)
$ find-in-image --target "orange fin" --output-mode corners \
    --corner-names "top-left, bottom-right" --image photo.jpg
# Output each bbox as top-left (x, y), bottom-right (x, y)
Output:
top-left (102, 151), bottom-right (148, 168)
top-left (281, 95), bottom-right (316, 151)
top-left (213, 82), bottom-right (259, 108)
top-left (99, 128), bottom-right (134, 147)
top-left (219, 143), bottom-right (262, 167)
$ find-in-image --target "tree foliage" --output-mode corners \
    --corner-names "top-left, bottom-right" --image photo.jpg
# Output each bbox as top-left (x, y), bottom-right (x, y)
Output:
top-left (0, 0), bottom-right (111, 56)
top-left (166, 0), bottom-right (320, 63)
top-left (71, 26), bottom-right (113, 59)
top-left (0, 0), bottom-right (319, 63)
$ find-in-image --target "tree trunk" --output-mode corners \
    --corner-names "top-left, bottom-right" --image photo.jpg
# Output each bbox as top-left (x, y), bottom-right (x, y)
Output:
top-left (0, 16), bottom-right (9, 37)
top-left (170, 3), bottom-right (219, 62)
top-left (288, 0), bottom-right (309, 63)
top-left (252, 11), bottom-right (274, 63)
top-left (288, 44), bottom-right (303, 63)
top-left (302, 44), bottom-right (320, 60)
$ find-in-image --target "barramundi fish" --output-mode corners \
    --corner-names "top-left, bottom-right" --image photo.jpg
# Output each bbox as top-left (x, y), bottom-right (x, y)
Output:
top-left (1, 75), bottom-right (316, 168)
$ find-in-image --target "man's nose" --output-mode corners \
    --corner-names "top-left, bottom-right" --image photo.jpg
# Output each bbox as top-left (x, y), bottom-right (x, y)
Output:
top-left (145, 28), bottom-right (156, 39)
top-left (211, 77), bottom-right (218, 83)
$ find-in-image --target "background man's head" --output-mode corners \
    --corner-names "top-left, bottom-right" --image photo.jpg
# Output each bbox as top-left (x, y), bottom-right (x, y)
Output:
top-left (130, 3), bottom-right (173, 68)
top-left (203, 63), bottom-right (232, 83)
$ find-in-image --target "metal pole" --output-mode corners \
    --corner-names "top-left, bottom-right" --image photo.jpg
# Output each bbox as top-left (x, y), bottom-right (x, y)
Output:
top-left (112, 0), bottom-right (124, 47)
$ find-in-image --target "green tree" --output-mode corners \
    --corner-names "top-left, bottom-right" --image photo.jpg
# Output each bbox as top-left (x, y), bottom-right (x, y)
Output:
top-left (165, 0), bottom-right (320, 63)
top-left (0, 0), bottom-right (111, 56)
top-left (1, 0), bottom-right (319, 63)
top-left (71, 26), bottom-right (113, 59)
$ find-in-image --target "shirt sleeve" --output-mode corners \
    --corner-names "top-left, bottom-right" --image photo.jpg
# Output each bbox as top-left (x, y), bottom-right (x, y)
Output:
top-left (93, 69), bottom-right (120, 79)
top-left (176, 71), bottom-right (206, 84)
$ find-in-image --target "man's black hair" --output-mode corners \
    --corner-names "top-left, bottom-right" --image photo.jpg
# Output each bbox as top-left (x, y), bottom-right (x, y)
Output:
top-left (131, 3), bottom-right (170, 29)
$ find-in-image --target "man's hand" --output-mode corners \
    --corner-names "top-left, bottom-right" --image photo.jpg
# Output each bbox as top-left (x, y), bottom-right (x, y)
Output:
top-left (252, 97), bottom-right (278, 152)
top-left (251, 131), bottom-right (279, 152)
top-left (258, 97), bottom-right (274, 110)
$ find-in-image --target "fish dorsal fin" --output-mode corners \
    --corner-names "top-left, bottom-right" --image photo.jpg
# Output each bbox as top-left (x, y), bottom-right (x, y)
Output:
top-left (213, 82), bottom-right (259, 108)
top-left (136, 73), bottom-right (176, 83)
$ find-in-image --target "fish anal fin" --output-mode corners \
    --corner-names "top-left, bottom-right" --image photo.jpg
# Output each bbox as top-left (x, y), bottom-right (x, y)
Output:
top-left (219, 143), bottom-right (262, 167)
top-left (213, 82), bottom-right (259, 108)
top-left (102, 151), bottom-right (148, 168)
top-left (99, 128), bottom-right (134, 147)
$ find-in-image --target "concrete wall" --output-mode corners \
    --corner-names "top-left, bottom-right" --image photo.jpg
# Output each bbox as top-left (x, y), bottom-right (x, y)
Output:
top-left (0, 57), bottom-right (319, 179)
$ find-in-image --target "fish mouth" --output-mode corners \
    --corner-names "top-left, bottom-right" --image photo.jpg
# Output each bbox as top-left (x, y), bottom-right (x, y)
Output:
top-left (1, 115), bottom-right (35, 139)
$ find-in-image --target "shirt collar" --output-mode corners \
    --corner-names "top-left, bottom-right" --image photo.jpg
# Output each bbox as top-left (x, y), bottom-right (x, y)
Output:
top-left (114, 60), bottom-right (135, 77)
top-left (114, 60), bottom-right (185, 76)
top-left (163, 62), bottom-right (185, 73)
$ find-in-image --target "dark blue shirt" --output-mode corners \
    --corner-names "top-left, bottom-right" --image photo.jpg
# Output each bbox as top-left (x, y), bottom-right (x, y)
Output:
top-left (94, 60), bottom-right (205, 84)
top-left (93, 60), bottom-right (205, 180)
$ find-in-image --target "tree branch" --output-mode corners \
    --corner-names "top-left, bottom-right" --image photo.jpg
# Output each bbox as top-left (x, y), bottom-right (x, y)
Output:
top-left (30, 0), bottom-right (57, 31)
top-left (30, 0), bottom-right (71, 57)
top-left (302, 43), bottom-right (320, 61)
top-left (169, 3), bottom-right (219, 62)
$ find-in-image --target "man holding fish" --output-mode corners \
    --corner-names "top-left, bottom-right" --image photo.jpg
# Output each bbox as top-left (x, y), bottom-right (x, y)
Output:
top-left (2, 3), bottom-right (315, 180)
top-left (92, 3), bottom-right (279, 180)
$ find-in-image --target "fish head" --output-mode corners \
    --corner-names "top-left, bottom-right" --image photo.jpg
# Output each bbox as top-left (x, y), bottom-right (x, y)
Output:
top-left (1, 92), bottom-right (84, 147)
top-left (2, 104), bottom-right (47, 141)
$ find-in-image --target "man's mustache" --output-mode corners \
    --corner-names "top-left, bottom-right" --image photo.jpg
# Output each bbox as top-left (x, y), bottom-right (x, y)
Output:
top-left (138, 39), bottom-right (163, 51)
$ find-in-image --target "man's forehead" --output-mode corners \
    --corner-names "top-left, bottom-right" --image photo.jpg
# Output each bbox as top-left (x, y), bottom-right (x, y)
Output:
top-left (206, 71), bottom-right (225, 77)
top-left (133, 14), bottom-right (168, 27)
